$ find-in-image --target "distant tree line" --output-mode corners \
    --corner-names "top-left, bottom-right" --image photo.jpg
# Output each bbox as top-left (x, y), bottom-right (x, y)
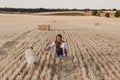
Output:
top-left (0, 7), bottom-right (119, 17)
top-left (0, 7), bottom-right (118, 13)
top-left (92, 9), bottom-right (120, 18)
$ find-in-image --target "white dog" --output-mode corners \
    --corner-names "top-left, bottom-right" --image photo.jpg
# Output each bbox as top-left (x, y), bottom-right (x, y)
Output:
top-left (25, 47), bottom-right (38, 72)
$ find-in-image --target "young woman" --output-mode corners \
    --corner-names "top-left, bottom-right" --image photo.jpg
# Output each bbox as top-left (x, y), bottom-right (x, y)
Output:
top-left (42, 34), bottom-right (67, 60)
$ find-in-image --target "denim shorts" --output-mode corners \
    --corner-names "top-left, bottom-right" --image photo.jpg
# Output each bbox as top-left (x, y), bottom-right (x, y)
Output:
top-left (56, 48), bottom-right (63, 58)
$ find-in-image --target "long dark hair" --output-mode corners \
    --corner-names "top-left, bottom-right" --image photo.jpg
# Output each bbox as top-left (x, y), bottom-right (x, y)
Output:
top-left (55, 34), bottom-right (64, 49)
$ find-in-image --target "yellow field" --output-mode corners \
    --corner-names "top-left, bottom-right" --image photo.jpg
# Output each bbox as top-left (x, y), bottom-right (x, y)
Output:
top-left (0, 14), bottom-right (120, 80)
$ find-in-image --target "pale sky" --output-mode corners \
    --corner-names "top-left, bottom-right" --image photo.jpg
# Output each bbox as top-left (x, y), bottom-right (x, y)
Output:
top-left (0, 0), bottom-right (120, 9)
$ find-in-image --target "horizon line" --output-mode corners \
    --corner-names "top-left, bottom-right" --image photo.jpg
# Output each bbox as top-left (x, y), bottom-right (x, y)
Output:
top-left (0, 7), bottom-right (120, 10)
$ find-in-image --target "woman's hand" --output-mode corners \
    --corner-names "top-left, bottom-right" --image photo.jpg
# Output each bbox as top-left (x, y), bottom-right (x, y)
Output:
top-left (63, 52), bottom-right (67, 57)
top-left (41, 47), bottom-right (51, 53)
top-left (41, 48), bottom-right (45, 53)
top-left (63, 53), bottom-right (66, 57)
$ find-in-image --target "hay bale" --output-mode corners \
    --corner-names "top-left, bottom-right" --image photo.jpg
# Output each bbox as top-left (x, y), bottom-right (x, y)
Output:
top-left (95, 23), bottom-right (100, 26)
top-left (38, 25), bottom-right (50, 31)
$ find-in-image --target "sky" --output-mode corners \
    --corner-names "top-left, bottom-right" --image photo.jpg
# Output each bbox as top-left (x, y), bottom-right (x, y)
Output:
top-left (0, 0), bottom-right (120, 9)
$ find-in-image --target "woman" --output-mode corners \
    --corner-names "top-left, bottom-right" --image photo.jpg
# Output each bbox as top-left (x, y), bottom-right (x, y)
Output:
top-left (42, 34), bottom-right (67, 60)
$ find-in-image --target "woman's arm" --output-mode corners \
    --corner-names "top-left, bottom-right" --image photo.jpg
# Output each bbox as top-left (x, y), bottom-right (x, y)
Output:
top-left (41, 46), bottom-right (52, 53)
top-left (41, 42), bottom-right (55, 53)
top-left (62, 48), bottom-right (67, 56)
top-left (62, 42), bottom-right (67, 56)
top-left (44, 47), bottom-right (51, 51)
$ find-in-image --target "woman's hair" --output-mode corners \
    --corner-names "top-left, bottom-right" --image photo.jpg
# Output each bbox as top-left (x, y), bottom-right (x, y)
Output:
top-left (56, 34), bottom-right (62, 39)
top-left (55, 34), bottom-right (63, 49)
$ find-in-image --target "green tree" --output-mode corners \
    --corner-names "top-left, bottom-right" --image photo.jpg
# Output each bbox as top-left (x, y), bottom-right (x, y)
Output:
top-left (105, 13), bottom-right (110, 17)
top-left (92, 10), bottom-right (98, 16)
top-left (115, 10), bottom-right (120, 17)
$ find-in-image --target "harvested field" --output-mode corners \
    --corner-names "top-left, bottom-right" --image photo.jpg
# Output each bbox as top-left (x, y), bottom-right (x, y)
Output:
top-left (0, 13), bottom-right (120, 80)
